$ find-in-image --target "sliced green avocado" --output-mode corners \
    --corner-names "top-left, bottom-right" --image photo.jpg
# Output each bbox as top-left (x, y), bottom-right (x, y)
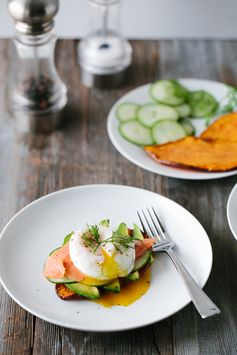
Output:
top-left (133, 223), bottom-right (144, 240)
top-left (117, 223), bottom-right (128, 236)
top-left (47, 277), bottom-right (76, 284)
top-left (99, 219), bottom-right (110, 227)
top-left (103, 279), bottom-right (120, 293)
top-left (133, 250), bottom-right (152, 271)
top-left (126, 271), bottom-right (139, 281)
top-left (66, 283), bottom-right (100, 299)
top-left (63, 231), bottom-right (74, 245)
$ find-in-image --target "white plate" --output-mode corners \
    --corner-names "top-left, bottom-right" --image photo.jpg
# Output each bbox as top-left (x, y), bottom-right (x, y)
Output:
top-left (107, 78), bottom-right (237, 180)
top-left (227, 182), bottom-right (237, 240)
top-left (0, 185), bottom-right (212, 331)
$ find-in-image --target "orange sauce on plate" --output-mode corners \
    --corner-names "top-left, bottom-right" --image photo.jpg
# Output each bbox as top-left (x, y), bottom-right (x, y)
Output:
top-left (93, 268), bottom-right (151, 308)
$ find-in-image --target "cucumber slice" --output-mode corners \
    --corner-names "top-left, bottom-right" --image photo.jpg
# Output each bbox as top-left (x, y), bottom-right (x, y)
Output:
top-left (47, 277), bottom-right (76, 284)
top-left (133, 250), bottom-right (152, 271)
top-left (176, 103), bottom-right (191, 118)
top-left (137, 103), bottom-right (179, 128)
top-left (119, 120), bottom-right (154, 146)
top-left (180, 118), bottom-right (195, 136)
top-left (116, 102), bottom-right (139, 122)
top-left (152, 120), bottom-right (186, 144)
top-left (66, 283), bottom-right (100, 300)
top-left (103, 279), bottom-right (120, 293)
top-left (188, 90), bottom-right (217, 118)
top-left (126, 271), bottom-right (139, 281)
top-left (149, 80), bottom-right (189, 106)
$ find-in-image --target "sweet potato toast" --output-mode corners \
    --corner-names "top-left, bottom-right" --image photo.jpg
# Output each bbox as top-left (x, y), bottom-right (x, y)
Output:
top-left (145, 137), bottom-right (237, 171)
top-left (201, 112), bottom-right (237, 142)
top-left (56, 283), bottom-right (81, 300)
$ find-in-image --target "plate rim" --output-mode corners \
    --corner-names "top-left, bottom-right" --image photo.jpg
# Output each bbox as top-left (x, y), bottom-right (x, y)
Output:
top-left (227, 182), bottom-right (237, 240)
top-left (0, 184), bottom-right (213, 331)
top-left (107, 78), bottom-right (237, 180)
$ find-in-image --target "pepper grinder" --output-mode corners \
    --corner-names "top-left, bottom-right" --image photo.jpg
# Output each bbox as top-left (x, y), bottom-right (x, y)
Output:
top-left (7, 0), bottom-right (67, 134)
top-left (79, 0), bottom-right (132, 88)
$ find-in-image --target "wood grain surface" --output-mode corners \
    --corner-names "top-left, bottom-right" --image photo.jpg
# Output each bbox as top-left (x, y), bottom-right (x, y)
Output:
top-left (0, 39), bottom-right (237, 355)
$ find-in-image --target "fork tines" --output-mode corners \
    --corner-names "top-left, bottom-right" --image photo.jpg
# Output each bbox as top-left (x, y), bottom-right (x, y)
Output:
top-left (137, 207), bottom-right (166, 242)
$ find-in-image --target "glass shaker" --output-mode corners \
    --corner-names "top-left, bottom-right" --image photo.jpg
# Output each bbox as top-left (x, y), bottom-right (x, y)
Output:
top-left (79, 0), bottom-right (132, 88)
top-left (7, 0), bottom-right (67, 134)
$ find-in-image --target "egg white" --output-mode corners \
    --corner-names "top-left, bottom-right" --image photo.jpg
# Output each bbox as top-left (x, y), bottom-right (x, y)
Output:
top-left (69, 225), bottom-right (135, 280)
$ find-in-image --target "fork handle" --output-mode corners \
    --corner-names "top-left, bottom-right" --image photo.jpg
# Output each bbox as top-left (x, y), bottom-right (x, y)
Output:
top-left (166, 249), bottom-right (220, 318)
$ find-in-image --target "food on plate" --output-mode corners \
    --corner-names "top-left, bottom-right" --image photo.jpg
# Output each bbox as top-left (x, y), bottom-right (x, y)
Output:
top-left (145, 137), bottom-right (237, 172)
top-left (116, 79), bottom-right (219, 147)
top-left (44, 220), bottom-right (155, 307)
top-left (188, 90), bottom-right (217, 118)
top-left (200, 112), bottom-right (237, 142)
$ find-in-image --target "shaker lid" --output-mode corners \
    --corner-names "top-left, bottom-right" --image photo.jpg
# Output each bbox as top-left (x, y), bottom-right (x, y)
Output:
top-left (8, 0), bottom-right (59, 35)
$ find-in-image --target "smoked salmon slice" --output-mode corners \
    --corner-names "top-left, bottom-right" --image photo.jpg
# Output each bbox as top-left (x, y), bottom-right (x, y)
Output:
top-left (135, 238), bottom-right (155, 259)
top-left (43, 243), bottom-right (86, 281)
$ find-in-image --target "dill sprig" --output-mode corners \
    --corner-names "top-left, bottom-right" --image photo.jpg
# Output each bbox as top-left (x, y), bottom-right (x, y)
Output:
top-left (93, 232), bottom-right (141, 253)
top-left (81, 223), bottom-right (141, 253)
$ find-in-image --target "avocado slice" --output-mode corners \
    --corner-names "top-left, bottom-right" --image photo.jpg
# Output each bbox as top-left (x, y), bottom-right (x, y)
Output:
top-left (133, 223), bottom-right (144, 240)
top-left (126, 271), bottom-right (139, 281)
top-left (63, 231), bottom-right (74, 245)
top-left (117, 223), bottom-right (128, 236)
top-left (133, 250), bottom-right (152, 271)
top-left (66, 283), bottom-right (100, 299)
top-left (103, 279), bottom-right (120, 293)
top-left (99, 219), bottom-right (110, 227)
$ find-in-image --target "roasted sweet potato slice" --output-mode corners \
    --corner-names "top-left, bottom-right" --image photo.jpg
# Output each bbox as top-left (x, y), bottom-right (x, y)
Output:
top-left (145, 137), bottom-right (237, 171)
top-left (55, 283), bottom-right (82, 300)
top-left (201, 112), bottom-right (237, 142)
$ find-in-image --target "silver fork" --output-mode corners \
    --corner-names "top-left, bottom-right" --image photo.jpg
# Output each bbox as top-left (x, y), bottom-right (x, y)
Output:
top-left (137, 207), bottom-right (220, 319)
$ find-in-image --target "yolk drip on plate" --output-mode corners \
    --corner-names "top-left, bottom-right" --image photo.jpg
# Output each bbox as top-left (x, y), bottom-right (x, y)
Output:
top-left (93, 268), bottom-right (151, 308)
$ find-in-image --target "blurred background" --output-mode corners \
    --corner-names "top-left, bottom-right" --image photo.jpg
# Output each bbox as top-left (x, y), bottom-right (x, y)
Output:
top-left (1, 0), bottom-right (237, 39)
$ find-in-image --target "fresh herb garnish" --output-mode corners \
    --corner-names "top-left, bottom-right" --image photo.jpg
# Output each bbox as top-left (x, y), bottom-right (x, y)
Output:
top-left (81, 224), bottom-right (141, 253)
top-left (205, 84), bottom-right (237, 126)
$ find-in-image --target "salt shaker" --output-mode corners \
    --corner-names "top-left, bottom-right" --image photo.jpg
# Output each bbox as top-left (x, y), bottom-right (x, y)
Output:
top-left (7, 0), bottom-right (67, 134)
top-left (79, 0), bottom-right (132, 88)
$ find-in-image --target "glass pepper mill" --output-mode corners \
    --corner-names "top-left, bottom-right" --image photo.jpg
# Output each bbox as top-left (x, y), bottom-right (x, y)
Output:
top-left (79, 0), bottom-right (132, 88)
top-left (7, 0), bottom-right (67, 134)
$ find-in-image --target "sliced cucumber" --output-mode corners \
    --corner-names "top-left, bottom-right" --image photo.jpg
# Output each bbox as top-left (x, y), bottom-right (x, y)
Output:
top-left (66, 283), bottom-right (100, 300)
top-left (149, 80), bottom-right (189, 106)
top-left (188, 90), bottom-right (217, 118)
top-left (137, 103), bottom-right (179, 128)
top-left (103, 279), bottom-right (120, 293)
top-left (116, 102), bottom-right (139, 122)
top-left (176, 103), bottom-right (191, 118)
top-left (133, 250), bottom-right (152, 271)
top-left (119, 120), bottom-right (154, 146)
top-left (180, 118), bottom-right (195, 136)
top-left (152, 120), bottom-right (186, 144)
top-left (47, 277), bottom-right (76, 284)
top-left (126, 271), bottom-right (139, 281)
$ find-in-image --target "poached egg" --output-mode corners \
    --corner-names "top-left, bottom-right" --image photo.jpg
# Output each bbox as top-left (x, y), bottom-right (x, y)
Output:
top-left (69, 225), bottom-right (135, 281)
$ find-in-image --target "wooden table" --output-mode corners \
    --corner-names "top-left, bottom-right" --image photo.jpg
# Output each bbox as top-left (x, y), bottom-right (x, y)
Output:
top-left (0, 39), bottom-right (237, 355)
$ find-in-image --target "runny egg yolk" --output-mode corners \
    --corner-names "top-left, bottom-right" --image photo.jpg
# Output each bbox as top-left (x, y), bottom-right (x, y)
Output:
top-left (93, 268), bottom-right (151, 308)
top-left (102, 249), bottom-right (121, 280)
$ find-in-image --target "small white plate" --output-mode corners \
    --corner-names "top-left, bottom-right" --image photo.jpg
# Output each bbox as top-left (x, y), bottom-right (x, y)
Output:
top-left (0, 185), bottom-right (212, 331)
top-left (227, 182), bottom-right (237, 240)
top-left (107, 78), bottom-right (237, 180)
